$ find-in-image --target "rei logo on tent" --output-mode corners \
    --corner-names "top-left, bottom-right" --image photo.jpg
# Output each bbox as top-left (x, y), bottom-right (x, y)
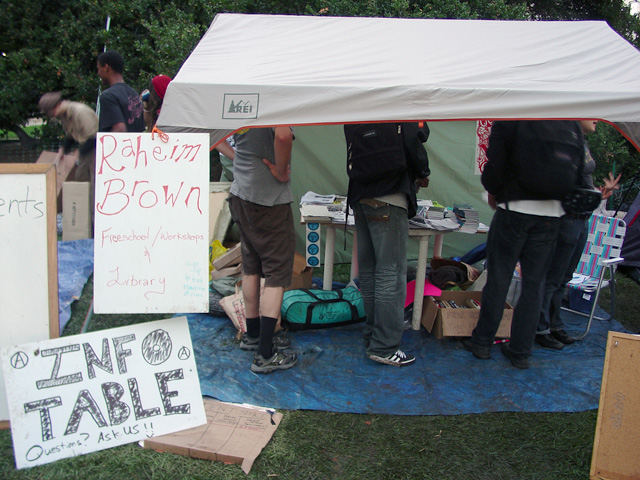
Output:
top-left (223, 94), bottom-right (259, 119)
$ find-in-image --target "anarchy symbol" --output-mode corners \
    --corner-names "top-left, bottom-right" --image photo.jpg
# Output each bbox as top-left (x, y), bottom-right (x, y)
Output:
top-left (177, 346), bottom-right (191, 360)
top-left (10, 351), bottom-right (28, 369)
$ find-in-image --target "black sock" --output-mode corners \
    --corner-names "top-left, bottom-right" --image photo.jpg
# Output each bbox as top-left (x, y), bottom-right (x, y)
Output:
top-left (258, 316), bottom-right (278, 358)
top-left (246, 317), bottom-right (260, 338)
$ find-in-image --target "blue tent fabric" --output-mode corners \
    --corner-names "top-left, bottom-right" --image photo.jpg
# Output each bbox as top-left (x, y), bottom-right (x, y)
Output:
top-left (56, 239), bottom-right (624, 415)
top-left (57, 239), bottom-right (94, 334)
top-left (185, 310), bottom-right (625, 415)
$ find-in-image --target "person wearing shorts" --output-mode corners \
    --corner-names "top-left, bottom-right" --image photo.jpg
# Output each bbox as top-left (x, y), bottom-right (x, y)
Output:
top-left (228, 126), bottom-right (297, 373)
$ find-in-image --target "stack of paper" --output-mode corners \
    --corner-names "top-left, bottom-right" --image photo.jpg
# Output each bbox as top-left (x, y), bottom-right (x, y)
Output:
top-left (300, 191), bottom-right (347, 223)
top-left (453, 204), bottom-right (480, 233)
top-left (426, 203), bottom-right (447, 220)
top-left (409, 216), bottom-right (461, 231)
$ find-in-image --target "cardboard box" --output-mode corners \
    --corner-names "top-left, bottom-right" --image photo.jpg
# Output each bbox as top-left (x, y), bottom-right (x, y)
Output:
top-left (208, 182), bottom-right (232, 243)
top-left (212, 242), bottom-right (242, 270)
top-left (292, 251), bottom-right (307, 275)
top-left (210, 264), bottom-right (242, 281)
top-left (37, 150), bottom-right (79, 212)
top-left (287, 266), bottom-right (313, 291)
top-left (62, 181), bottom-right (92, 241)
top-left (590, 331), bottom-right (640, 480)
top-left (421, 290), bottom-right (512, 338)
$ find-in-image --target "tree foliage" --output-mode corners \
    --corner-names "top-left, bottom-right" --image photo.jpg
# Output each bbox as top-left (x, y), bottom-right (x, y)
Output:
top-left (0, 0), bottom-right (217, 144)
top-left (1, 0), bottom-right (639, 158)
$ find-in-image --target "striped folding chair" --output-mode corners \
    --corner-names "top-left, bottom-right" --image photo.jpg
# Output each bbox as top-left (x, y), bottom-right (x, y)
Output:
top-left (563, 214), bottom-right (626, 340)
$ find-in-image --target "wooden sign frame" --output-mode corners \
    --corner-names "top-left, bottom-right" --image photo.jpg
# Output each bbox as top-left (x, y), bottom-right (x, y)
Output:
top-left (0, 163), bottom-right (59, 429)
top-left (590, 331), bottom-right (640, 479)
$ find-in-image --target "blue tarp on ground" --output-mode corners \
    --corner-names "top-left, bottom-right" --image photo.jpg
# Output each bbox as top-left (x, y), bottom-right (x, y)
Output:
top-left (58, 239), bottom-right (94, 333)
top-left (58, 239), bottom-right (626, 415)
top-left (186, 310), bottom-right (625, 415)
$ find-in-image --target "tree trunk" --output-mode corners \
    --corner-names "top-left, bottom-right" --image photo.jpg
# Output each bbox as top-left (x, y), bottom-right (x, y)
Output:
top-left (11, 126), bottom-right (37, 149)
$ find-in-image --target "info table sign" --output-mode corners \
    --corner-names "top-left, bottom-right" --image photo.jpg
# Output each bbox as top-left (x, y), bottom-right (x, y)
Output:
top-left (1, 317), bottom-right (206, 469)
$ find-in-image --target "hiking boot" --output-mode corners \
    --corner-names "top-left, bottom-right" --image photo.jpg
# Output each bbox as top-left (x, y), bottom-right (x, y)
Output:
top-left (500, 344), bottom-right (530, 369)
top-left (462, 338), bottom-right (491, 360)
top-left (240, 332), bottom-right (291, 352)
top-left (368, 349), bottom-right (416, 367)
top-left (250, 350), bottom-right (298, 373)
top-left (535, 333), bottom-right (564, 350)
top-left (551, 329), bottom-right (575, 345)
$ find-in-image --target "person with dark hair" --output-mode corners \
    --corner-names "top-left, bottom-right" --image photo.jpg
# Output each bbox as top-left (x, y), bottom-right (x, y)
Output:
top-left (96, 50), bottom-right (144, 133)
top-left (141, 74), bottom-right (172, 131)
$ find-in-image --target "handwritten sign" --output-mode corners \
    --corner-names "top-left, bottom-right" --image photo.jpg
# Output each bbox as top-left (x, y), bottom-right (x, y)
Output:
top-left (94, 133), bottom-right (210, 313)
top-left (1, 316), bottom-right (206, 469)
top-left (0, 164), bottom-right (59, 424)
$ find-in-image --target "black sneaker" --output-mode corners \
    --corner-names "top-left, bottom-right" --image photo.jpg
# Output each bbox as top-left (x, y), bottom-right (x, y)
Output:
top-left (368, 349), bottom-right (416, 367)
top-left (240, 332), bottom-right (291, 352)
top-left (250, 350), bottom-right (298, 373)
top-left (462, 338), bottom-right (491, 360)
top-left (500, 344), bottom-right (530, 369)
top-left (551, 329), bottom-right (575, 345)
top-left (535, 333), bottom-right (564, 350)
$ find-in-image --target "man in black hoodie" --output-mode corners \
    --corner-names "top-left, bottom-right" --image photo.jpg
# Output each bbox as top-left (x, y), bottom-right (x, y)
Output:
top-left (464, 120), bottom-right (584, 369)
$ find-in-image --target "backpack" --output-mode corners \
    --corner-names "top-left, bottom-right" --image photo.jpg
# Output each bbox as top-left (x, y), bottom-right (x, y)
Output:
top-left (512, 121), bottom-right (585, 200)
top-left (280, 287), bottom-right (366, 330)
top-left (344, 123), bottom-right (407, 181)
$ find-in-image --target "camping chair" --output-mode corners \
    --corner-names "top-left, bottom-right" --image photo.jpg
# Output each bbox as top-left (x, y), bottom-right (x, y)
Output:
top-left (562, 214), bottom-right (626, 340)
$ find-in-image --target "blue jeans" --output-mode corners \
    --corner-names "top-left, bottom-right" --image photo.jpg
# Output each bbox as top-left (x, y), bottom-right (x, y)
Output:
top-left (472, 208), bottom-right (559, 357)
top-left (538, 216), bottom-right (589, 334)
top-left (354, 200), bottom-right (408, 357)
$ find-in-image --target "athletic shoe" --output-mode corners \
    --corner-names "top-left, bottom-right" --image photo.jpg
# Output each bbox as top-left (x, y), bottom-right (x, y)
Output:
top-left (240, 332), bottom-right (291, 352)
top-left (250, 350), bottom-right (298, 373)
top-left (535, 333), bottom-right (564, 350)
top-left (462, 338), bottom-right (491, 360)
top-left (368, 349), bottom-right (416, 367)
top-left (500, 344), bottom-right (530, 369)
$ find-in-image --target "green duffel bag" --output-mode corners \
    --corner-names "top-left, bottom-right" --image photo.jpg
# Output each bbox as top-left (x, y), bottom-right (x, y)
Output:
top-left (281, 287), bottom-right (366, 330)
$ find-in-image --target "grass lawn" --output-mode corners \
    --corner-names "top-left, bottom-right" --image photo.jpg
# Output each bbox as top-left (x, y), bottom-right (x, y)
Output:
top-left (1, 266), bottom-right (638, 479)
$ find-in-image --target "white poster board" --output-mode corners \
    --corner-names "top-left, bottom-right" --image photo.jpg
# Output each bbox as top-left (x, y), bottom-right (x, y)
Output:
top-left (0, 164), bottom-right (59, 425)
top-left (1, 316), bottom-right (206, 469)
top-left (93, 133), bottom-right (210, 313)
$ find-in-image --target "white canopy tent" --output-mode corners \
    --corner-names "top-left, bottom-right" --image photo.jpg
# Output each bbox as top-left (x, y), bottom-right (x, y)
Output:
top-left (158, 13), bottom-right (640, 148)
top-left (157, 14), bottom-right (640, 261)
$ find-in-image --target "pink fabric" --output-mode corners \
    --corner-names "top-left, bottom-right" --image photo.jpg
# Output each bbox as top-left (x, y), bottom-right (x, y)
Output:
top-left (405, 280), bottom-right (442, 308)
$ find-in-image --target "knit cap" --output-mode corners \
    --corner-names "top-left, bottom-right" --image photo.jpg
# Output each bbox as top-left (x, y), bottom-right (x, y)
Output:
top-left (151, 75), bottom-right (172, 99)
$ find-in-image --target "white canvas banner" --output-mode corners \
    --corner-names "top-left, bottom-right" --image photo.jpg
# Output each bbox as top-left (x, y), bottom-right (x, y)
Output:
top-left (1, 316), bottom-right (206, 469)
top-left (93, 132), bottom-right (210, 313)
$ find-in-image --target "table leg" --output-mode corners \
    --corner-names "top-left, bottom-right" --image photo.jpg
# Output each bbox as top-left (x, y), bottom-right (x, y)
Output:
top-left (411, 235), bottom-right (430, 330)
top-left (433, 234), bottom-right (444, 258)
top-left (350, 231), bottom-right (358, 284)
top-left (323, 225), bottom-right (336, 291)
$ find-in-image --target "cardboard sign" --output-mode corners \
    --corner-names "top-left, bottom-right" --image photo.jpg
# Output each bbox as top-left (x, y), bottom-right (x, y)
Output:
top-left (93, 133), bottom-right (210, 313)
top-left (1, 316), bottom-right (206, 469)
top-left (144, 398), bottom-right (283, 474)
